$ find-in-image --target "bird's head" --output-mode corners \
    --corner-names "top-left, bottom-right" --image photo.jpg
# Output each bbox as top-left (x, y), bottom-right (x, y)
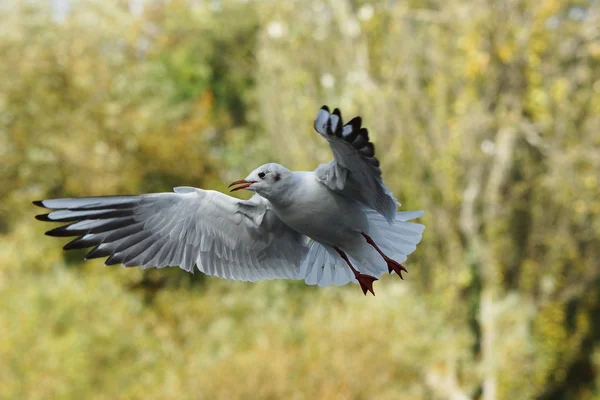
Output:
top-left (229, 163), bottom-right (292, 199)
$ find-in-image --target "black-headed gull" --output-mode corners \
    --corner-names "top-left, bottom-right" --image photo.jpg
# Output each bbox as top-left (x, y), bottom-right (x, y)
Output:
top-left (34, 106), bottom-right (424, 295)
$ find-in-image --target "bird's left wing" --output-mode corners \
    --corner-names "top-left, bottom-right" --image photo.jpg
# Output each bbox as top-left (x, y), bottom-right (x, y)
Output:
top-left (313, 106), bottom-right (398, 223)
top-left (34, 188), bottom-right (308, 281)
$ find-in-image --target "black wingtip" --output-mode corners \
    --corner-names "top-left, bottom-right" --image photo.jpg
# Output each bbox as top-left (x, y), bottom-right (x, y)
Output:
top-left (33, 200), bottom-right (45, 208)
top-left (45, 224), bottom-right (77, 237)
top-left (63, 236), bottom-right (89, 251)
top-left (320, 105), bottom-right (330, 112)
top-left (35, 213), bottom-right (52, 221)
top-left (347, 116), bottom-right (362, 130)
top-left (85, 245), bottom-right (114, 260)
top-left (63, 241), bottom-right (80, 251)
top-left (105, 252), bottom-right (126, 266)
top-left (358, 142), bottom-right (375, 157)
top-left (332, 108), bottom-right (341, 117)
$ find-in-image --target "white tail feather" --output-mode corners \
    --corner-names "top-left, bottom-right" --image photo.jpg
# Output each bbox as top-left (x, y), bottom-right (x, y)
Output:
top-left (298, 210), bottom-right (424, 287)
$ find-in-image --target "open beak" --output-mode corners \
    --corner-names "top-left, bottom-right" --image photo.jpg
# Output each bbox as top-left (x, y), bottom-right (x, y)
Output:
top-left (229, 179), bottom-right (254, 192)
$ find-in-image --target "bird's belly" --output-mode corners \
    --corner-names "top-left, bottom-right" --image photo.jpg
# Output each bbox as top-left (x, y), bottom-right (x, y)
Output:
top-left (275, 193), bottom-right (368, 247)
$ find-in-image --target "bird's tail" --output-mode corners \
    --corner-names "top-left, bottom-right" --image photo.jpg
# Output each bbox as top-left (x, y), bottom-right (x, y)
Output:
top-left (356, 210), bottom-right (425, 276)
top-left (297, 210), bottom-right (425, 287)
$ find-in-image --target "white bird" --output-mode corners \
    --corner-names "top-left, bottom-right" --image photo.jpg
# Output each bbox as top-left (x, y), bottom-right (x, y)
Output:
top-left (34, 106), bottom-right (424, 295)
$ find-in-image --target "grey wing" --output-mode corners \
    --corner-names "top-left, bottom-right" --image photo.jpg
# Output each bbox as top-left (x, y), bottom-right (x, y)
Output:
top-left (313, 106), bottom-right (398, 224)
top-left (34, 188), bottom-right (309, 281)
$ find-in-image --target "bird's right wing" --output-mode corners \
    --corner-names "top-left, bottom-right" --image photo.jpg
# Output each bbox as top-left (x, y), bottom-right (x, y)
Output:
top-left (313, 106), bottom-right (398, 224)
top-left (34, 188), bottom-right (308, 281)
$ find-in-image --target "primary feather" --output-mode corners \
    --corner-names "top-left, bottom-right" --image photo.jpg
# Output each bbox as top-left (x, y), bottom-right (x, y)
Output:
top-left (313, 106), bottom-right (398, 224)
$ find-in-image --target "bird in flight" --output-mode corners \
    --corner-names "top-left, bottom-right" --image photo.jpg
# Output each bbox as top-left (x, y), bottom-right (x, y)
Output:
top-left (34, 106), bottom-right (424, 295)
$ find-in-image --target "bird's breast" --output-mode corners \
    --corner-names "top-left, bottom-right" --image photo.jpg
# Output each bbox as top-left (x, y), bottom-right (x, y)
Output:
top-left (271, 177), bottom-right (368, 247)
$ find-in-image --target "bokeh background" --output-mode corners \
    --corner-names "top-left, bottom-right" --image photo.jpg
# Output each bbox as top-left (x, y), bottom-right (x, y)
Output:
top-left (1, 0), bottom-right (599, 399)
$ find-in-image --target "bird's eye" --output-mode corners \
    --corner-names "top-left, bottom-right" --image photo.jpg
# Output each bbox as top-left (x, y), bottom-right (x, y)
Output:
top-left (258, 172), bottom-right (266, 179)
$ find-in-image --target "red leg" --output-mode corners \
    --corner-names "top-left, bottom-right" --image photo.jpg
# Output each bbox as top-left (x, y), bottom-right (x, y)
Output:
top-left (361, 233), bottom-right (408, 279)
top-left (334, 247), bottom-right (378, 296)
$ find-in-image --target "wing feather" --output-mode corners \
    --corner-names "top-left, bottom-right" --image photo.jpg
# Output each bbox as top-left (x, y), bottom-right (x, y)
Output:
top-left (34, 190), bottom-right (309, 281)
top-left (313, 105), bottom-right (398, 223)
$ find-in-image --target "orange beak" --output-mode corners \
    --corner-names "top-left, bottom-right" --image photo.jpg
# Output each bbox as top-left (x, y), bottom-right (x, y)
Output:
top-left (229, 179), bottom-right (254, 192)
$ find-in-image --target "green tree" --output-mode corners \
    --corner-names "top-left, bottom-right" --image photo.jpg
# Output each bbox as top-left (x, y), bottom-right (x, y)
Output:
top-left (1, 0), bottom-right (599, 399)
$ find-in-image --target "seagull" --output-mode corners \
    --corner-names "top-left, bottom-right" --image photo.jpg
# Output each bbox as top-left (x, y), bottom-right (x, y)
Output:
top-left (34, 106), bottom-right (424, 295)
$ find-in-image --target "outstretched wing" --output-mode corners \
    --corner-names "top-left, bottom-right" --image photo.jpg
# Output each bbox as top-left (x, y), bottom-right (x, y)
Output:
top-left (34, 188), bottom-right (308, 281)
top-left (313, 106), bottom-right (398, 224)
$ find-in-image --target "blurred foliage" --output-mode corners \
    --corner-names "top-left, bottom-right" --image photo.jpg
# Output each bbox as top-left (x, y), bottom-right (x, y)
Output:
top-left (0, 0), bottom-right (599, 399)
